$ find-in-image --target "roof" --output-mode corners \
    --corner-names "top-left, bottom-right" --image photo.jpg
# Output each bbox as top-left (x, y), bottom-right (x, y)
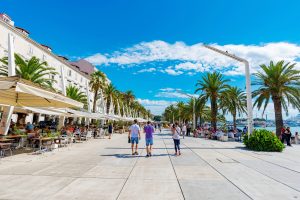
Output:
top-left (15, 26), bottom-right (30, 35)
top-left (69, 59), bottom-right (95, 75)
top-left (0, 19), bottom-right (91, 80)
top-left (0, 13), bottom-right (11, 20)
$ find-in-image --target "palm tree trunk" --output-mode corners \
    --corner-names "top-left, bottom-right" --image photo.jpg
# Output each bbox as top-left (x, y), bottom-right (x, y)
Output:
top-left (273, 96), bottom-right (283, 137)
top-left (106, 98), bottom-right (110, 114)
top-left (211, 95), bottom-right (217, 130)
top-left (233, 112), bottom-right (237, 130)
top-left (92, 89), bottom-right (98, 113)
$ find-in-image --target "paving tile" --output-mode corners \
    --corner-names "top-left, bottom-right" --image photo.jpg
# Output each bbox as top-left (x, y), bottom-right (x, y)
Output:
top-left (118, 179), bottom-right (184, 200)
top-left (50, 178), bottom-right (125, 200)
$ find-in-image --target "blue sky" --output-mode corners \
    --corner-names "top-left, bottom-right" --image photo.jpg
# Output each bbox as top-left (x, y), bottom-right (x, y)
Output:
top-left (2, 0), bottom-right (300, 118)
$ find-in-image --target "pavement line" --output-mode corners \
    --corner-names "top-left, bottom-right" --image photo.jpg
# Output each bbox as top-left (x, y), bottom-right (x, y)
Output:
top-left (181, 141), bottom-right (254, 200)
top-left (237, 149), bottom-right (300, 174)
top-left (212, 148), bottom-right (300, 193)
top-left (207, 138), bottom-right (300, 174)
top-left (116, 146), bottom-right (144, 200)
top-left (160, 132), bottom-right (186, 200)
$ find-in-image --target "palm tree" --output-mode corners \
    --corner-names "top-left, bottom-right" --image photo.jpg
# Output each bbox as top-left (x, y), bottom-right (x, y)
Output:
top-left (15, 54), bottom-right (57, 89)
top-left (195, 72), bottom-right (229, 130)
top-left (195, 97), bottom-right (210, 126)
top-left (89, 71), bottom-right (106, 113)
top-left (123, 90), bottom-right (135, 106)
top-left (253, 60), bottom-right (300, 136)
top-left (0, 56), bottom-right (8, 76)
top-left (66, 85), bottom-right (88, 107)
top-left (104, 83), bottom-right (117, 114)
top-left (163, 104), bottom-right (176, 123)
top-left (176, 101), bottom-right (185, 123)
top-left (219, 86), bottom-right (247, 129)
top-left (0, 54), bottom-right (57, 89)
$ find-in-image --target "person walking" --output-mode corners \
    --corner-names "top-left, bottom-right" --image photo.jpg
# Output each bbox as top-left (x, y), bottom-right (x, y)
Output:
top-left (128, 119), bottom-right (141, 155)
top-left (144, 121), bottom-right (154, 157)
top-left (171, 122), bottom-right (181, 156)
top-left (282, 127), bottom-right (292, 146)
top-left (108, 123), bottom-right (113, 139)
top-left (158, 123), bottom-right (162, 133)
top-left (182, 123), bottom-right (187, 139)
top-left (186, 124), bottom-right (191, 136)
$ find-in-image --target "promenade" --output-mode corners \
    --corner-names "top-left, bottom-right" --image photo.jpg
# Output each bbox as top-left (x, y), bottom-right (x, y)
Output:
top-left (0, 129), bottom-right (300, 200)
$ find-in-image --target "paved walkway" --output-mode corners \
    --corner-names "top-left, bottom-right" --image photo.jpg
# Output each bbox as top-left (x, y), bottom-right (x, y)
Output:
top-left (0, 129), bottom-right (300, 200)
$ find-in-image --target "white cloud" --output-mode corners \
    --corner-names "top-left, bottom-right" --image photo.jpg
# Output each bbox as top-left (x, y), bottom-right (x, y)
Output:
top-left (136, 67), bottom-right (156, 73)
top-left (85, 53), bottom-right (108, 65)
top-left (85, 41), bottom-right (300, 76)
top-left (163, 68), bottom-right (183, 76)
top-left (136, 98), bottom-right (176, 115)
top-left (155, 88), bottom-right (198, 99)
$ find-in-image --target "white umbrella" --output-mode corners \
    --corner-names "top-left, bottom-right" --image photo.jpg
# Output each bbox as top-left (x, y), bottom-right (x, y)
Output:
top-left (0, 76), bottom-right (83, 108)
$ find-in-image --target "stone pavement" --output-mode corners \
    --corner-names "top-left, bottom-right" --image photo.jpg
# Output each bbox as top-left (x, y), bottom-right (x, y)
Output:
top-left (0, 129), bottom-right (300, 200)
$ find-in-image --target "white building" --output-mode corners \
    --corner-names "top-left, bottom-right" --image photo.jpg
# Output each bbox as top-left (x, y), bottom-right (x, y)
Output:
top-left (0, 13), bottom-right (107, 128)
top-left (0, 13), bottom-right (108, 113)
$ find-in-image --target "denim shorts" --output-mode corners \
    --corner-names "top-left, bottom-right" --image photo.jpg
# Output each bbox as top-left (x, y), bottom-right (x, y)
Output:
top-left (131, 137), bottom-right (139, 144)
top-left (146, 138), bottom-right (153, 146)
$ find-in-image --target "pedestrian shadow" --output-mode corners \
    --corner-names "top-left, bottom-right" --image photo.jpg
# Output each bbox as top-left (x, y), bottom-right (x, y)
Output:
top-left (100, 153), bottom-right (171, 158)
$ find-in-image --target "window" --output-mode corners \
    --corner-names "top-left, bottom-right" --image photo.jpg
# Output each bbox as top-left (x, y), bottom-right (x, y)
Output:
top-left (28, 45), bottom-right (33, 55)
top-left (68, 70), bottom-right (72, 76)
top-left (42, 54), bottom-right (46, 61)
top-left (80, 77), bottom-right (83, 83)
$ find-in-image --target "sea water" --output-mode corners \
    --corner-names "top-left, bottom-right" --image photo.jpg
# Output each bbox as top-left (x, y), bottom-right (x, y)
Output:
top-left (238, 126), bottom-right (300, 136)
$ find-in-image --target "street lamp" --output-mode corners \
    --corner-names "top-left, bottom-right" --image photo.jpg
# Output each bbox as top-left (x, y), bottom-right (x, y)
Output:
top-left (176, 90), bottom-right (196, 130)
top-left (203, 44), bottom-right (253, 136)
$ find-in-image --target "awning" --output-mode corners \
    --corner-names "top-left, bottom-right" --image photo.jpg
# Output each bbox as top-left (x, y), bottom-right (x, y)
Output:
top-left (0, 76), bottom-right (83, 108)
top-left (22, 107), bottom-right (71, 117)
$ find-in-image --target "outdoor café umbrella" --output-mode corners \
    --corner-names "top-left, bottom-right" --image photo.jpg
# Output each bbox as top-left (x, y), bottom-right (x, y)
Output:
top-left (0, 76), bottom-right (83, 108)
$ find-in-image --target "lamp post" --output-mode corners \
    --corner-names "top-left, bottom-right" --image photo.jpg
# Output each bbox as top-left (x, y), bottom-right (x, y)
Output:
top-left (203, 44), bottom-right (253, 136)
top-left (177, 90), bottom-right (196, 130)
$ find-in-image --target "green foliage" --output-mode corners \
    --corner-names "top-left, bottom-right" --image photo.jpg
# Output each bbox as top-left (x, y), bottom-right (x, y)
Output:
top-left (66, 85), bottom-right (88, 106)
top-left (243, 129), bottom-right (284, 152)
top-left (195, 72), bottom-right (229, 129)
top-left (0, 54), bottom-right (57, 89)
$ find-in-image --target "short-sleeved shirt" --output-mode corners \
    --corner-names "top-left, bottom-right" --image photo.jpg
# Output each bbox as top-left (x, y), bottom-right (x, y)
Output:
top-left (130, 124), bottom-right (140, 138)
top-left (173, 126), bottom-right (181, 140)
top-left (144, 125), bottom-right (154, 139)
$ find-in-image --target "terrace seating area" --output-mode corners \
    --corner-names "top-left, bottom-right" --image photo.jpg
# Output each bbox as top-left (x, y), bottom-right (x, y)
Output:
top-left (0, 123), bottom-right (128, 158)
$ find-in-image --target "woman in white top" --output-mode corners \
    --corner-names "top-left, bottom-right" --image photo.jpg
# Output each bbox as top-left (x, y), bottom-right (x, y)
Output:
top-left (171, 122), bottom-right (181, 156)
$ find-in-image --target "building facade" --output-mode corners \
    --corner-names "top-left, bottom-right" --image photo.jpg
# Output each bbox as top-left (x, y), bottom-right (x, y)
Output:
top-left (0, 13), bottom-right (105, 114)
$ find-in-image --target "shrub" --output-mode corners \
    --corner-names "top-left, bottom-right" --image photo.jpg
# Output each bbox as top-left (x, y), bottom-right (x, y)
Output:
top-left (243, 129), bottom-right (284, 152)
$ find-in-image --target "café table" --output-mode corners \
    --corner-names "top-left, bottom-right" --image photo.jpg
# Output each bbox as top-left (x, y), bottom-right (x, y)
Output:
top-left (0, 138), bottom-right (14, 143)
top-left (6, 135), bottom-right (27, 148)
top-left (0, 142), bottom-right (12, 157)
top-left (32, 137), bottom-right (55, 153)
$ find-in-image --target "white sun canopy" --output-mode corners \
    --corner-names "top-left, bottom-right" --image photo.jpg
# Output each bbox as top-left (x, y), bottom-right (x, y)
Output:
top-left (0, 76), bottom-right (83, 108)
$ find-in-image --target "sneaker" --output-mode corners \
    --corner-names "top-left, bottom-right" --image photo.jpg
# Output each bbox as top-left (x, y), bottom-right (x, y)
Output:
top-left (132, 152), bottom-right (135, 155)
top-left (146, 154), bottom-right (149, 157)
top-left (149, 153), bottom-right (152, 157)
top-left (135, 152), bottom-right (139, 155)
